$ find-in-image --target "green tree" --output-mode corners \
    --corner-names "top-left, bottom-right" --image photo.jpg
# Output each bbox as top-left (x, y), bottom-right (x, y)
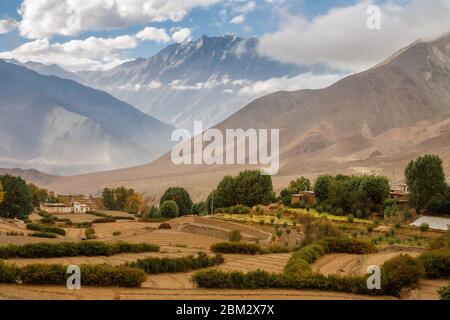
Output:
top-left (279, 188), bottom-right (292, 206)
top-left (234, 170), bottom-right (275, 207)
top-left (192, 202), bottom-right (207, 215)
top-left (114, 187), bottom-right (134, 211)
top-left (102, 188), bottom-right (116, 210)
top-left (0, 175), bottom-right (33, 219)
top-left (405, 155), bottom-right (447, 213)
top-left (27, 183), bottom-right (48, 208)
top-left (314, 175), bottom-right (334, 203)
top-left (280, 177), bottom-right (312, 206)
top-left (160, 187), bottom-right (193, 216)
top-left (213, 176), bottom-right (237, 209)
top-left (160, 200), bottom-right (179, 218)
top-left (288, 177), bottom-right (311, 193)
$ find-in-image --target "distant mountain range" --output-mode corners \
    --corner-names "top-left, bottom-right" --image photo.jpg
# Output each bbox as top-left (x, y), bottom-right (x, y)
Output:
top-left (41, 33), bottom-right (450, 198)
top-left (0, 60), bottom-right (174, 175)
top-left (8, 35), bottom-right (335, 129)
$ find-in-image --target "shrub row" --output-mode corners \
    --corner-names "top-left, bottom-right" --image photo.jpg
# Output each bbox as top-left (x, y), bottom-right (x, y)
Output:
top-left (210, 242), bottom-right (261, 255)
top-left (0, 241), bottom-right (159, 259)
top-left (284, 244), bottom-right (326, 276)
top-left (30, 232), bottom-right (58, 239)
top-left (0, 262), bottom-right (145, 287)
top-left (26, 223), bottom-right (66, 236)
top-left (193, 255), bottom-right (424, 297)
top-left (191, 269), bottom-right (373, 295)
top-left (126, 252), bottom-right (224, 274)
top-left (418, 250), bottom-right (450, 279)
top-left (317, 237), bottom-right (378, 254)
top-left (195, 237), bottom-right (425, 297)
top-left (92, 218), bottom-right (116, 224)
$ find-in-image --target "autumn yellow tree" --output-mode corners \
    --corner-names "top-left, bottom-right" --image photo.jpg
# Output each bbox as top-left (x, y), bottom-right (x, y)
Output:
top-left (0, 181), bottom-right (4, 205)
top-left (125, 192), bottom-right (146, 215)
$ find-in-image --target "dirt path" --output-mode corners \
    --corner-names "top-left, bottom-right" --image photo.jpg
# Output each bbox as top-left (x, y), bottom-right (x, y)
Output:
top-left (405, 280), bottom-right (448, 300)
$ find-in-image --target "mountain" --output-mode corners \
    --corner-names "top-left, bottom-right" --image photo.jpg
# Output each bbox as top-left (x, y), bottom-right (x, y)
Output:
top-left (78, 35), bottom-right (324, 128)
top-left (43, 33), bottom-right (450, 198)
top-left (0, 60), bottom-right (174, 175)
top-left (4, 59), bottom-right (83, 83)
top-left (0, 168), bottom-right (60, 186)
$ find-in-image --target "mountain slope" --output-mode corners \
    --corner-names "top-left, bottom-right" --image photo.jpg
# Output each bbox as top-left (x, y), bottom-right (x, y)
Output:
top-left (79, 35), bottom-right (325, 128)
top-left (4, 59), bottom-right (83, 83)
top-left (45, 33), bottom-right (450, 198)
top-left (0, 60), bottom-right (174, 175)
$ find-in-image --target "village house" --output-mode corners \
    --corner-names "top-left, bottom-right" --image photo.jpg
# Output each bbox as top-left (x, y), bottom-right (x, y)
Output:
top-left (291, 191), bottom-right (316, 206)
top-left (40, 201), bottom-right (91, 214)
top-left (389, 183), bottom-right (410, 209)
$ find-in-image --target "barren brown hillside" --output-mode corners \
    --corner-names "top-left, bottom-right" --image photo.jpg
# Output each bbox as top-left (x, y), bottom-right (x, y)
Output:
top-left (24, 33), bottom-right (450, 200)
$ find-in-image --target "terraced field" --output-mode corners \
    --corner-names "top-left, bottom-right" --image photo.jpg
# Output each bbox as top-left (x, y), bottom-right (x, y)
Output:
top-left (311, 250), bottom-right (422, 277)
top-left (0, 216), bottom-right (446, 300)
top-left (0, 285), bottom-right (396, 300)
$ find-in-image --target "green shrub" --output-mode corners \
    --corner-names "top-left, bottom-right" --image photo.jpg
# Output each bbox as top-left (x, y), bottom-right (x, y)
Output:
top-left (127, 252), bottom-right (224, 274)
top-left (0, 261), bottom-right (20, 283)
top-left (438, 284), bottom-right (450, 300)
top-left (317, 237), bottom-right (377, 254)
top-left (228, 205), bottom-right (251, 215)
top-left (419, 223), bottom-right (430, 232)
top-left (418, 250), bottom-right (450, 279)
top-left (0, 241), bottom-right (159, 259)
top-left (158, 223), bottom-right (172, 229)
top-left (284, 244), bottom-right (325, 276)
top-left (26, 223), bottom-right (66, 236)
top-left (6, 231), bottom-right (24, 236)
top-left (192, 269), bottom-right (280, 289)
top-left (229, 230), bottom-right (242, 242)
top-left (210, 242), bottom-right (260, 255)
top-left (160, 200), bottom-right (179, 218)
top-left (381, 254), bottom-right (425, 296)
top-left (347, 214), bottom-right (354, 223)
top-left (20, 264), bottom-right (66, 285)
top-left (19, 264), bottom-right (146, 287)
top-left (80, 264), bottom-right (145, 287)
top-left (92, 218), bottom-right (116, 224)
top-left (30, 232), bottom-right (58, 239)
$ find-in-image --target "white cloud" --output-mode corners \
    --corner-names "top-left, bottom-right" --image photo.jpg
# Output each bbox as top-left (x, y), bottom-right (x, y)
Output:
top-left (233, 1), bottom-right (256, 14)
top-left (172, 28), bottom-right (192, 43)
top-left (258, 0), bottom-right (450, 71)
top-left (0, 19), bottom-right (18, 34)
top-left (230, 15), bottom-right (246, 24)
top-left (0, 35), bottom-right (137, 72)
top-left (119, 81), bottom-right (162, 91)
top-left (18, 0), bottom-right (220, 39)
top-left (136, 27), bottom-right (170, 43)
top-left (238, 72), bottom-right (345, 96)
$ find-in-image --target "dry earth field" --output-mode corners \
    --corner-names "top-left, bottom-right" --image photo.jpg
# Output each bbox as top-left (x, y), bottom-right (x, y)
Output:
top-left (0, 215), bottom-right (446, 300)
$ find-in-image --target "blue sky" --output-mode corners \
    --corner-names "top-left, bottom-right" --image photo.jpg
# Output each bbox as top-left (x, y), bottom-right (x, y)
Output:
top-left (0, 0), bottom-right (448, 72)
top-left (0, 0), bottom-right (359, 58)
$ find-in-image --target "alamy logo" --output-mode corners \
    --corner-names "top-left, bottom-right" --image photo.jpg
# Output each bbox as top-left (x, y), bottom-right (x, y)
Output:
top-left (171, 121), bottom-right (280, 175)
top-left (67, 265), bottom-right (81, 290)
top-left (67, 4), bottom-right (82, 32)
top-left (367, 265), bottom-right (381, 290)
top-left (366, 5), bottom-right (381, 30)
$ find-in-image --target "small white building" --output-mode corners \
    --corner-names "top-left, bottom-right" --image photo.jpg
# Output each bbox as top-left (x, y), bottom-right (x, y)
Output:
top-left (40, 202), bottom-right (91, 214)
